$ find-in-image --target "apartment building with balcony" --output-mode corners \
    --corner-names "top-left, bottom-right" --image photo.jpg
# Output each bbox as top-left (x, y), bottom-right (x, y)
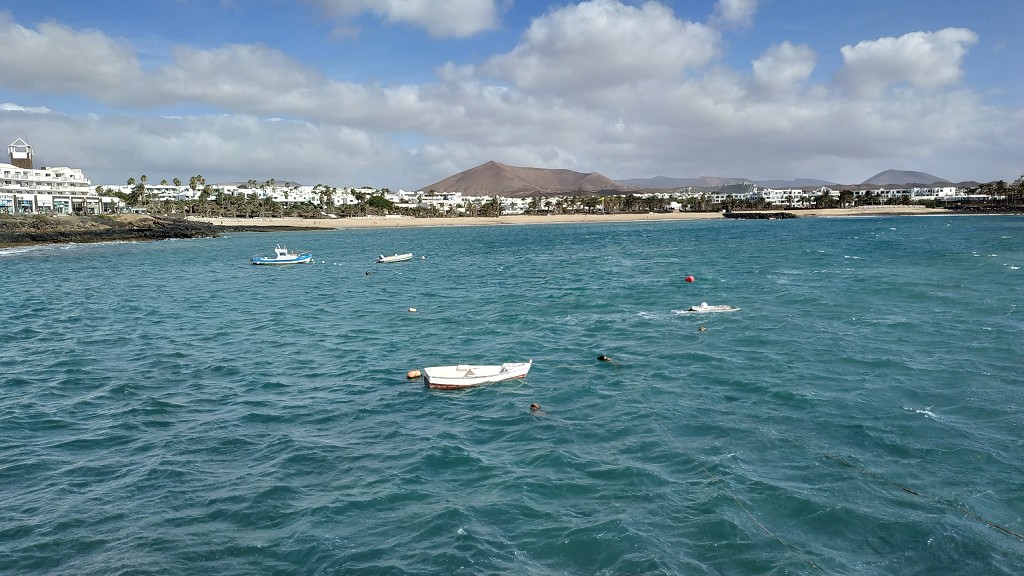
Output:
top-left (0, 138), bottom-right (123, 214)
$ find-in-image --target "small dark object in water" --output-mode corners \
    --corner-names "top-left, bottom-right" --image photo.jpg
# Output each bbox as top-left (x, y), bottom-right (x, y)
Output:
top-left (698, 326), bottom-right (707, 332)
top-left (530, 403), bottom-right (541, 411)
top-left (597, 354), bottom-right (611, 362)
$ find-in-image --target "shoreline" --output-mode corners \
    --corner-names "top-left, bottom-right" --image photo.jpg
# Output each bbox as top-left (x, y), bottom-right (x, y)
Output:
top-left (0, 206), bottom-right (994, 248)
top-left (190, 205), bottom-right (946, 230)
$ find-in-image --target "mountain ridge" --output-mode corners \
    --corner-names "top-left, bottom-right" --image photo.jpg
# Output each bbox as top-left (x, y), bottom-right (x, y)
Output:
top-left (420, 161), bottom-right (629, 198)
top-left (616, 176), bottom-right (837, 189)
top-left (860, 169), bottom-right (950, 186)
top-left (420, 162), bottom-right (953, 196)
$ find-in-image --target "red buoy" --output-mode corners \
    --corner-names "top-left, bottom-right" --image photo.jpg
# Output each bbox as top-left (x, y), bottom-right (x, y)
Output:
top-left (685, 276), bottom-right (695, 283)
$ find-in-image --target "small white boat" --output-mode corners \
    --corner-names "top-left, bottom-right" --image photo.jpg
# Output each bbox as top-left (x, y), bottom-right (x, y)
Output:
top-left (377, 252), bottom-right (413, 263)
top-left (686, 302), bottom-right (738, 313)
top-left (251, 244), bottom-right (313, 265)
top-left (422, 360), bottom-right (532, 390)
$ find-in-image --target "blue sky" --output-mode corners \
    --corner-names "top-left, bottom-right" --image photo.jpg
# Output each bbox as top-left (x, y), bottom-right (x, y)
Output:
top-left (2, 0), bottom-right (1022, 189)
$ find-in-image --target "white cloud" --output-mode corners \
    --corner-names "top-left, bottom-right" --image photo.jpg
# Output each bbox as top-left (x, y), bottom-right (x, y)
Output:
top-left (153, 44), bottom-right (325, 110)
top-left (484, 0), bottom-right (720, 94)
top-left (752, 41), bottom-right (816, 95)
top-left (0, 8), bottom-right (1019, 188)
top-left (307, 0), bottom-right (501, 38)
top-left (1, 102), bottom-right (52, 114)
top-left (711, 0), bottom-right (759, 29)
top-left (0, 13), bottom-right (143, 100)
top-left (835, 28), bottom-right (978, 98)
top-left (0, 108), bottom-right (417, 187)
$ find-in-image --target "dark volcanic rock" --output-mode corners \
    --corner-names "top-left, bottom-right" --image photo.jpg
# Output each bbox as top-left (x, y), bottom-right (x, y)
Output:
top-left (0, 214), bottom-right (221, 247)
top-left (723, 211), bottom-right (798, 219)
top-left (943, 204), bottom-right (1024, 215)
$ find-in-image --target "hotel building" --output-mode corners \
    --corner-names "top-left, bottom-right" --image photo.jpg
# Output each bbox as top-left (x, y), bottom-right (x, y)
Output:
top-left (0, 138), bottom-right (123, 215)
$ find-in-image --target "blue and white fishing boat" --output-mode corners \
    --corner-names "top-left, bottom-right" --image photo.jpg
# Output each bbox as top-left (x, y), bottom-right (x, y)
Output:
top-left (251, 244), bottom-right (313, 265)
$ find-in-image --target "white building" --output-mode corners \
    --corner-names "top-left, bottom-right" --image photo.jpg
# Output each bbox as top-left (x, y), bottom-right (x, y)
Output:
top-left (1, 138), bottom-right (122, 215)
top-left (758, 187), bottom-right (809, 207)
top-left (418, 191), bottom-right (463, 212)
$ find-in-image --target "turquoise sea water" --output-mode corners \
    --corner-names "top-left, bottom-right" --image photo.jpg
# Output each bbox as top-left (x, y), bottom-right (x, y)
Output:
top-left (2, 215), bottom-right (1023, 575)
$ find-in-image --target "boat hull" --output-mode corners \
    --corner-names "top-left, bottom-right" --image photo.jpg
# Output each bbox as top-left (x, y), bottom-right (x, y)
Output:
top-left (683, 302), bottom-right (738, 313)
top-left (422, 361), bottom-right (532, 390)
top-left (377, 253), bottom-right (413, 263)
top-left (251, 253), bottom-right (313, 265)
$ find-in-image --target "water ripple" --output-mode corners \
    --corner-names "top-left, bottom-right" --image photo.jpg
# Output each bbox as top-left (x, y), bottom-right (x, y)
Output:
top-left (2, 218), bottom-right (1023, 574)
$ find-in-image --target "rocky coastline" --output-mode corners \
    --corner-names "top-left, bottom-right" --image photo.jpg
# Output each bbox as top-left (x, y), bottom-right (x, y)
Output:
top-left (723, 211), bottom-right (798, 219)
top-left (943, 204), bottom-right (1024, 215)
top-left (0, 214), bottom-right (222, 248)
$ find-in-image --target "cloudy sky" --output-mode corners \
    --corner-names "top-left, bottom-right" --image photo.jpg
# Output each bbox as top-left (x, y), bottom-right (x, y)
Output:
top-left (2, 0), bottom-right (1022, 189)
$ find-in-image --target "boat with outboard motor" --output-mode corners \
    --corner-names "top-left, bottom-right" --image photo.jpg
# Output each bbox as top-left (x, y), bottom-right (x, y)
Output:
top-left (251, 244), bottom-right (313, 265)
top-left (377, 253), bottom-right (413, 263)
top-left (685, 302), bottom-right (738, 313)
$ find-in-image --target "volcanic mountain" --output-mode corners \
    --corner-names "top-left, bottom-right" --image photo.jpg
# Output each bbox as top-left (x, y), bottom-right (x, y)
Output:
top-left (420, 161), bottom-right (630, 198)
top-left (861, 170), bottom-right (950, 186)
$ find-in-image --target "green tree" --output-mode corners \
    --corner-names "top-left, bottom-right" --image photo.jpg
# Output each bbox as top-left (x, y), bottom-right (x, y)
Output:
top-left (484, 195), bottom-right (502, 217)
top-left (1010, 174), bottom-right (1024, 204)
top-left (126, 183), bottom-right (145, 206)
top-left (366, 195), bottom-right (394, 213)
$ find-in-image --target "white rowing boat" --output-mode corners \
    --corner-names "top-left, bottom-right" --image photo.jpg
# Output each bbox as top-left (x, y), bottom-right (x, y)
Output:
top-left (422, 360), bottom-right (532, 390)
top-left (377, 253), bottom-right (413, 263)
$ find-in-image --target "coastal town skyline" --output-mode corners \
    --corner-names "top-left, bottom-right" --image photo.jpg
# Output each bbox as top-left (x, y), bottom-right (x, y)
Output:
top-left (1, 1), bottom-right (1022, 189)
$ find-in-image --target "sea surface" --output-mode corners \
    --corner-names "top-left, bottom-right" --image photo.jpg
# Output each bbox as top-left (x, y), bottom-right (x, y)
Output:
top-left (2, 215), bottom-right (1023, 575)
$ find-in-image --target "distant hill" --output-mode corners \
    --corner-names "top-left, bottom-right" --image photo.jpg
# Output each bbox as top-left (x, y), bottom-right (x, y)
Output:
top-left (861, 170), bottom-right (950, 186)
top-left (754, 178), bottom-right (837, 188)
top-left (419, 164), bottom-right (956, 197)
top-left (421, 161), bottom-right (628, 197)
top-left (616, 176), bottom-right (746, 188)
top-left (617, 176), bottom-right (835, 189)
top-left (220, 180), bottom-right (302, 188)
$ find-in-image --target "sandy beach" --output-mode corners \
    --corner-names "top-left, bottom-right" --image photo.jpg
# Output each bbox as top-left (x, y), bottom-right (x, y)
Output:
top-left (188, 205), bottom-right (942, 230)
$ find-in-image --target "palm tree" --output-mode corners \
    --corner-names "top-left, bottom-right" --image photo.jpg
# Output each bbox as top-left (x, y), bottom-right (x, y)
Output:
top-left (1010, 174), bottom-right (1024, 204)
top-left (126, 183), bottom-right (144, 207)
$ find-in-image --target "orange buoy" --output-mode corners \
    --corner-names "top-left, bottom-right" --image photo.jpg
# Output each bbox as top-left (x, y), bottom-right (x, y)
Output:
top-left (685, 275), bottom-right (695, 283)
top-left (406, 369), bottom-right (422, 379)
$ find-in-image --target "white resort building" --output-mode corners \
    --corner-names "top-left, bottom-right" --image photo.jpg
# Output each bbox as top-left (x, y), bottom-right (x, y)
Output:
top-left (0, 138), bottom-right (123, 215)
